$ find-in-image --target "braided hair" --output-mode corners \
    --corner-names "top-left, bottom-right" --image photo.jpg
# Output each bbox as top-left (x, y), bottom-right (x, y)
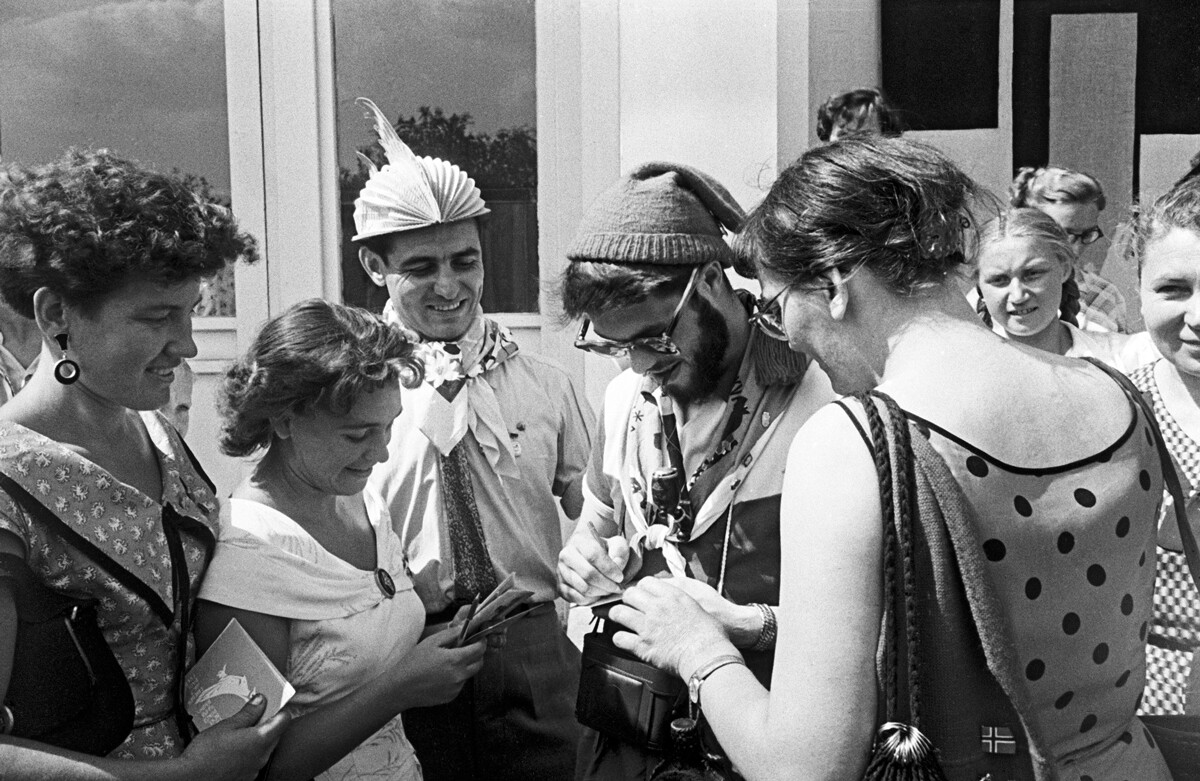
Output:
top-left (1010, 166), bottom-right (1106, 212)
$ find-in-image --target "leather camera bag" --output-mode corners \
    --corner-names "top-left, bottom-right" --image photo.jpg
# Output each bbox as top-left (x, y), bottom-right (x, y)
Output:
top-left (576, 615), bottom-right (687, 752)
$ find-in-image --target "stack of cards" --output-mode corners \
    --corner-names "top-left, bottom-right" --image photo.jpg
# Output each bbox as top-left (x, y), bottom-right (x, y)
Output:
top-left (457, 573), bottom-right (539, 645)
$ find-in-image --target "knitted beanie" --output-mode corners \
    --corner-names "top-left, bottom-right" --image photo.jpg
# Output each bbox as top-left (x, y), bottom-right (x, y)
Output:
top-left (567, 162), bottom-right (745, 268)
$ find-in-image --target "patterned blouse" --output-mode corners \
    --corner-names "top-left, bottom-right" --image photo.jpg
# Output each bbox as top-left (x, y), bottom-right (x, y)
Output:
top-left (1130, 360), bottom-right (1200, 715)
top-left (0, 414), bottom-right (220, 758)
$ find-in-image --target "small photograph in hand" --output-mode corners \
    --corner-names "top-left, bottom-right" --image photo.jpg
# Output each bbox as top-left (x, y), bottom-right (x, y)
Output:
top-left (185, 618), bottom-right (295, 731)
top-left (457, 572), bottom-right (539, 645)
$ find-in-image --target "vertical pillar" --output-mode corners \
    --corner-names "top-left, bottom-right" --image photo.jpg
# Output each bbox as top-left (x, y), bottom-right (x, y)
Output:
top-left (1049, 13), bottom-right (1137, 321)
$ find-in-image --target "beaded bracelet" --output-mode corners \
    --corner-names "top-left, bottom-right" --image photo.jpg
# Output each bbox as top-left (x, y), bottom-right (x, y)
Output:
top-left (750, 602), bottom-right (777, 652)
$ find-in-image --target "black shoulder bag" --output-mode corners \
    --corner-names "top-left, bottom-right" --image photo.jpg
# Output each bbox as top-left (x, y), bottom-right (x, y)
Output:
top-left (0, 547), bottom-right (134, 755)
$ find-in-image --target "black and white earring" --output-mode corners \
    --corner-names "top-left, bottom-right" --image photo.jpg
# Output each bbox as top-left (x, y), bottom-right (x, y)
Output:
top-left (53, 333), bottom-right (79, 385)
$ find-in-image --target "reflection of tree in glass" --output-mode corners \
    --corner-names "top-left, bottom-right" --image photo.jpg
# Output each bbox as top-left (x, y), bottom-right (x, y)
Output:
top-left (339, 107), bottom-right (541, 314)
top-left (339, 106), bottom-right (536, 195)
top-left (174, 170), bottom-right (237, 317)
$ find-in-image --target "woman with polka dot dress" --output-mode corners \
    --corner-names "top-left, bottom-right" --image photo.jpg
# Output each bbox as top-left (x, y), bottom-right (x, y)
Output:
top-left (603, 137), bottom-right (1173, 780)
top-left (1129, 176), bottom-right (1200, 720)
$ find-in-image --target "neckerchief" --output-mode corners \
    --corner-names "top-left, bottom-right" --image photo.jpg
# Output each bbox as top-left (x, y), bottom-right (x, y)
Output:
top-left (615, 299), bottom-right (808, 576)
top-left (383, 300), bottom-right (521, 478)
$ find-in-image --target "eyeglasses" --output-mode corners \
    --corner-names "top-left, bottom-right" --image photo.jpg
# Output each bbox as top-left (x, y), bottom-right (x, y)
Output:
top-left (1064, 226), bottom-right (1104, 246)
top-left (574, 266), bottom-right (702, 357)
top-left (749, 286), bottom-right (789, 341)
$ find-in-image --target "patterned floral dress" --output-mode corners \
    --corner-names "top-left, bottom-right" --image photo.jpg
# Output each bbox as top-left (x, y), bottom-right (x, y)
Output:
top-left (0, 414), bottom-right (220, 758)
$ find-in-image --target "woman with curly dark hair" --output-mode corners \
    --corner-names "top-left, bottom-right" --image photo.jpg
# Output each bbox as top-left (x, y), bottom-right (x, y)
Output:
top-left (0, 149), bottom-right (285, 779)
top-left (196, 299), bottom-right (486, 781)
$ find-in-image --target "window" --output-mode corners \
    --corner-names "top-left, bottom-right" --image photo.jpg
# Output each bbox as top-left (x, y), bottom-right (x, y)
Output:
top-left (333, 0), bottom-right (538, 314)
top-left (0, 0), bottom-right (235, 315)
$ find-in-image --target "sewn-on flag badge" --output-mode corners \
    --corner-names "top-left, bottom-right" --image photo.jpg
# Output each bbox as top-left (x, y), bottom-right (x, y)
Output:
top-left (980, 725), bottom-right (1016, 754)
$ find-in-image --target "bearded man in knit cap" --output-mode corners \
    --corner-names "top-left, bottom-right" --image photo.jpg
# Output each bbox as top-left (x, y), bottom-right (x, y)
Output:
top-left (558, 163), bottom-right (835, 780)
top-left (353, 98), bottom-right (592, 781)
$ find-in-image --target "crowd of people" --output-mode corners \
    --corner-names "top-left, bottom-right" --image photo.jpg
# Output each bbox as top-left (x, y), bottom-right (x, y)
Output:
top-left (0, 87), bottom-right (1197, 781)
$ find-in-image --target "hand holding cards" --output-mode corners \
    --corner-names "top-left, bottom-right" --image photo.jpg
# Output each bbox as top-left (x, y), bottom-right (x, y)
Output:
top-left (455, 573), bottom-right (539, 645)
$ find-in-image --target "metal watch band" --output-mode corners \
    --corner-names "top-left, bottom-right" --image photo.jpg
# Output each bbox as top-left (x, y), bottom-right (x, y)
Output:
top-left (750, 602), bottom-right (778, 652)
top-left (687, 653), bottom-right (747, 709)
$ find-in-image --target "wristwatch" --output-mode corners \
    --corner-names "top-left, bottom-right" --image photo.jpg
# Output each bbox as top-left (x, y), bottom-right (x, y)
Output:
top-left (687, 654), bottom-right (746, 712)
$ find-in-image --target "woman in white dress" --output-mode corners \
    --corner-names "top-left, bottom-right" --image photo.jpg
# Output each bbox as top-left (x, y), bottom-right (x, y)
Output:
top-left (197, 299), bottom-right (486, 780)
top-left (975, 207), bottom-right (1157, 372)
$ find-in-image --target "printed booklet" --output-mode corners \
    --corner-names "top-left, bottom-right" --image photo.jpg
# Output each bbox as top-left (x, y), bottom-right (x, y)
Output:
top-left (185, 618), bottom-right (295, 731)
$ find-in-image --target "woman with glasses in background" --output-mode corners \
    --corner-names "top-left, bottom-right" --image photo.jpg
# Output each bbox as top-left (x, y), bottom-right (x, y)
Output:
top-left (1011, 165), bottom-right (1128, 333)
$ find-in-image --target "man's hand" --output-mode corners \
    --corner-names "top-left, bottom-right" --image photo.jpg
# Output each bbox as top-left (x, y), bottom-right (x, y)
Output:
top-left (557, 520), bottom-right (631, 604)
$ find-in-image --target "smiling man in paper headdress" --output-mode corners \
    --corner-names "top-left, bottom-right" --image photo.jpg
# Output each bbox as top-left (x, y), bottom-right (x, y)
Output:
top-left (354, 98), bottom-right (592, 781)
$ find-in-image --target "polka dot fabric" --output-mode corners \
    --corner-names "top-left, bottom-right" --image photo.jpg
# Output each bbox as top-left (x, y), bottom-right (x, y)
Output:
top-left (1130, 360), bottom-right (1200, 716)
top-left (909, 393), bottom-right (1170, 779)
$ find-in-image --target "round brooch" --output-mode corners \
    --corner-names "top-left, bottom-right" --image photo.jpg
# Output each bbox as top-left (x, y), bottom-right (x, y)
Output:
top-left (375, 568), bottom-right (396, 599)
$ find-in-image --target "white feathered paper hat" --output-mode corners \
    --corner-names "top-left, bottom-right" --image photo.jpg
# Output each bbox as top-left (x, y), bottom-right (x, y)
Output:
top-left (352, 98), bottom-right (490, 241)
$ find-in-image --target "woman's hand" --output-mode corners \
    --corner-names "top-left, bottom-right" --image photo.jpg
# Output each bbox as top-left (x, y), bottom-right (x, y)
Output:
top-left (609, 577), bottom-right (739, 680)
top-left (390, 622), bottom-right (486, 710)
top-left (177, 694), bottom-right (290, 781)
top-left (557, 520), bottom-right (632, 605)
top-left (662, 576), bottom-right (764, 648)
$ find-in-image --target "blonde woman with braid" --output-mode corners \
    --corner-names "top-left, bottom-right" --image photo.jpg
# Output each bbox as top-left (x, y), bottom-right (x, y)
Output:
top-left (1011, 165), bottom-right (1128, 332)
top-left (975, 208), bottom-right (1156, 371)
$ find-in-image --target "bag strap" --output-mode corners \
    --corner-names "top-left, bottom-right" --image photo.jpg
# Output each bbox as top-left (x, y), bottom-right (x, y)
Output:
top-left (1081, 357), bottom-right (1200, 590)
top-left (173, 428), bottom-right (217, 496)
top-left (855, 390), bottom-right (924, 727)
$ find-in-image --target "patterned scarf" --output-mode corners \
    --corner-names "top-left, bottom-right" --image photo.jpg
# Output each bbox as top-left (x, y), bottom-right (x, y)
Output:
top-left (612, 325), bottom-right (808, 576)
top-left (382, 300), bottom-right (520, 477)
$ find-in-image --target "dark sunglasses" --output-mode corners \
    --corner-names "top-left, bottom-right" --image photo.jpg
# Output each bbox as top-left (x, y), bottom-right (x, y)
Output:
top-left (574, 266), bottom-right (701, 357)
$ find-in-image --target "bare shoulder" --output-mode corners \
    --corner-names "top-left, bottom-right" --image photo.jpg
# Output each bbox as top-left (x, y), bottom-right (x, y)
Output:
top-left (885, 349), bottom-right (1134, 467)
top-left (786, 402), bottom-right (881, 537)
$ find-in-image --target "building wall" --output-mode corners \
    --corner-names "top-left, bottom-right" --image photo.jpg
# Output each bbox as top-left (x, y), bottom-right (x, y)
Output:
top-left (187, 0), bottom-right (1199, 494)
